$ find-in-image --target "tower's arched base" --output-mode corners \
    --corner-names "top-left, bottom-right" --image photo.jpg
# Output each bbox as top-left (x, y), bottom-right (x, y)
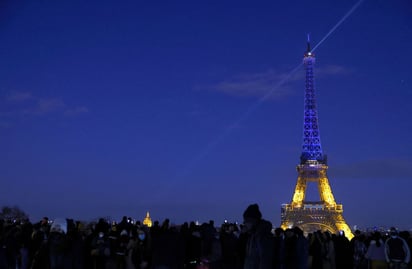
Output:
top-left (281, 204), bottom-right (353, 239)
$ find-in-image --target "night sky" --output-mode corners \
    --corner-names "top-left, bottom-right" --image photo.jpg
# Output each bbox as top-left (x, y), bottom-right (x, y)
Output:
top-left (1, 0), bottom-right (412, 230)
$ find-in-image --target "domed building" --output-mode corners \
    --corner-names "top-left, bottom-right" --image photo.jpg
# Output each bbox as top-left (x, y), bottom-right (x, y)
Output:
top-left (143, 211), bottom-right (152, 227)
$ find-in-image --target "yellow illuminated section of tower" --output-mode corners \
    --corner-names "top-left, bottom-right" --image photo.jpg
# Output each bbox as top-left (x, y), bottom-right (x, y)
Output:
top-left (319, 177), bottom-right (337, 207)
top-left (291, 177), bottom-right (306, 207)
top-left (282, 161), bottom-right (353, 239)
top-left (143, 211), bottom-right (152, 227)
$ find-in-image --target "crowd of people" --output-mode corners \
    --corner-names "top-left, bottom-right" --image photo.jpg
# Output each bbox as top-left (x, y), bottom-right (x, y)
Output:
top-left (0, 204), bottom-right (411, 269)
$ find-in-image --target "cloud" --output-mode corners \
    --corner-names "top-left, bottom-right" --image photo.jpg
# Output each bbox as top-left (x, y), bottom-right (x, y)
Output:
top-left (317, 65), bottom-right (350, 76)
top-left (204, 69), bottom-right (298, 99)
top-left (202, 64), bottom-right (350, 99)
top-left (6, 91), bottom-right (33, 102)
top-left (34, 98), bottom-right (66, 114)
top-left (331, 159), bottom-right (412, 180)
top-left (1, 91), bottom-right (88, 118)
top-left (64, 106), bottom-right (89, 116)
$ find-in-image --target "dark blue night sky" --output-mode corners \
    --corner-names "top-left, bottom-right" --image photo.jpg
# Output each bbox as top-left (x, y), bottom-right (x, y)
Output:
top-left (1, 0), bottom-right (411, 229)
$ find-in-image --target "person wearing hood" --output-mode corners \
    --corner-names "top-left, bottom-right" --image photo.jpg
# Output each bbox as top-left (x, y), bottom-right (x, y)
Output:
top-left (384, 227), bottom-right (410, 269)
top-left (242, 204), bottom-right (273, 269)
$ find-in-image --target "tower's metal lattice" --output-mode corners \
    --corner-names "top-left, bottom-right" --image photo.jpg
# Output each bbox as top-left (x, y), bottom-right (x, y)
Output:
top-left (301, 49), bottom-right (325, 164)
top-left (280, 40), bottom-right (353, 238)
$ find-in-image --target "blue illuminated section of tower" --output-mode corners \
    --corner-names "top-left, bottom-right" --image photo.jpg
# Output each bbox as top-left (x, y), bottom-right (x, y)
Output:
top-left (300, 37), bottom-right (326, 164)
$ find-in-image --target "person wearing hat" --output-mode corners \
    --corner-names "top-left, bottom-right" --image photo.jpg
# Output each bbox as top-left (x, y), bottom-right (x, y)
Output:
top-left (384, 227), bottom-right (410, 269)
top-left (242, 204), bottom-right (273, 269)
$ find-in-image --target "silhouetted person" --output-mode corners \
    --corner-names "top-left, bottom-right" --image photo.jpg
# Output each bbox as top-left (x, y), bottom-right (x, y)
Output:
top-left (283, 228), bottom-right (297, 269)
top-left (242, 203), bottom-right (273, 269)
top-left (385, 227), bottom-right (410, 269)
top-left (309, 231), bottom-right (323, 269)
top-left (95, 218), bottom-right (110, 235)
top-left (161, 219), bottom-right (170, 231)
top-left (185, 221), bottom-right (202, 267)
top-left (294, 227), bottom-right (309, 269)
top-left (48, 224), bottom-right (67, 269)
top-left (321, 231), bottom-right (335, 269)
top-left (333, 230), bottom-right (351, 269)
top-left (365, 232), bottom-right (386, 269)
top-left (151, 219), bottom-right (184, 269)
top-left (272, 227), bottom-right (285, 269)
top-left (131, 229), bottom-right (151, 269)
top-left (199, 222), bottom-right (221, 269)
top-left (30, 222), bottom-right (50, 269)
top-left (220, 223), bottom-right (241, 269)
top-left (117, 216), bottom-right (132, 236)
top-left (90, 231), bottom-right (111, 269)
top-left (351, 230), bottom-right (367, 269)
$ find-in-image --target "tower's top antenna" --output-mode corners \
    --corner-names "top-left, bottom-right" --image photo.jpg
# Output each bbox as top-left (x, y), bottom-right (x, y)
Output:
top-left (306, 33), bottom-right (311, 53)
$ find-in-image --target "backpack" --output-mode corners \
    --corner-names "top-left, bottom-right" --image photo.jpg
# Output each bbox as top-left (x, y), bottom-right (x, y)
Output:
top-left (387, 237), bottom-right (406, 261)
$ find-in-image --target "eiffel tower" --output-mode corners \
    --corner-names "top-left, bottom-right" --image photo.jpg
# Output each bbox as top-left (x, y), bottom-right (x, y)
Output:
top-left (280, 37), bottom-right (353, 239)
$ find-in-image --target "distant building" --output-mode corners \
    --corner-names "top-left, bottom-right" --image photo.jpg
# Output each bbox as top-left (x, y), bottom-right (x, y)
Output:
top-left (143, 211), bottom-right (152, 227)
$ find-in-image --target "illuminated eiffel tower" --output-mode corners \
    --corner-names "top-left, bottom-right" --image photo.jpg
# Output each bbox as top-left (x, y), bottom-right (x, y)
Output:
top-left (280, 37), bottom-right (353, 238)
